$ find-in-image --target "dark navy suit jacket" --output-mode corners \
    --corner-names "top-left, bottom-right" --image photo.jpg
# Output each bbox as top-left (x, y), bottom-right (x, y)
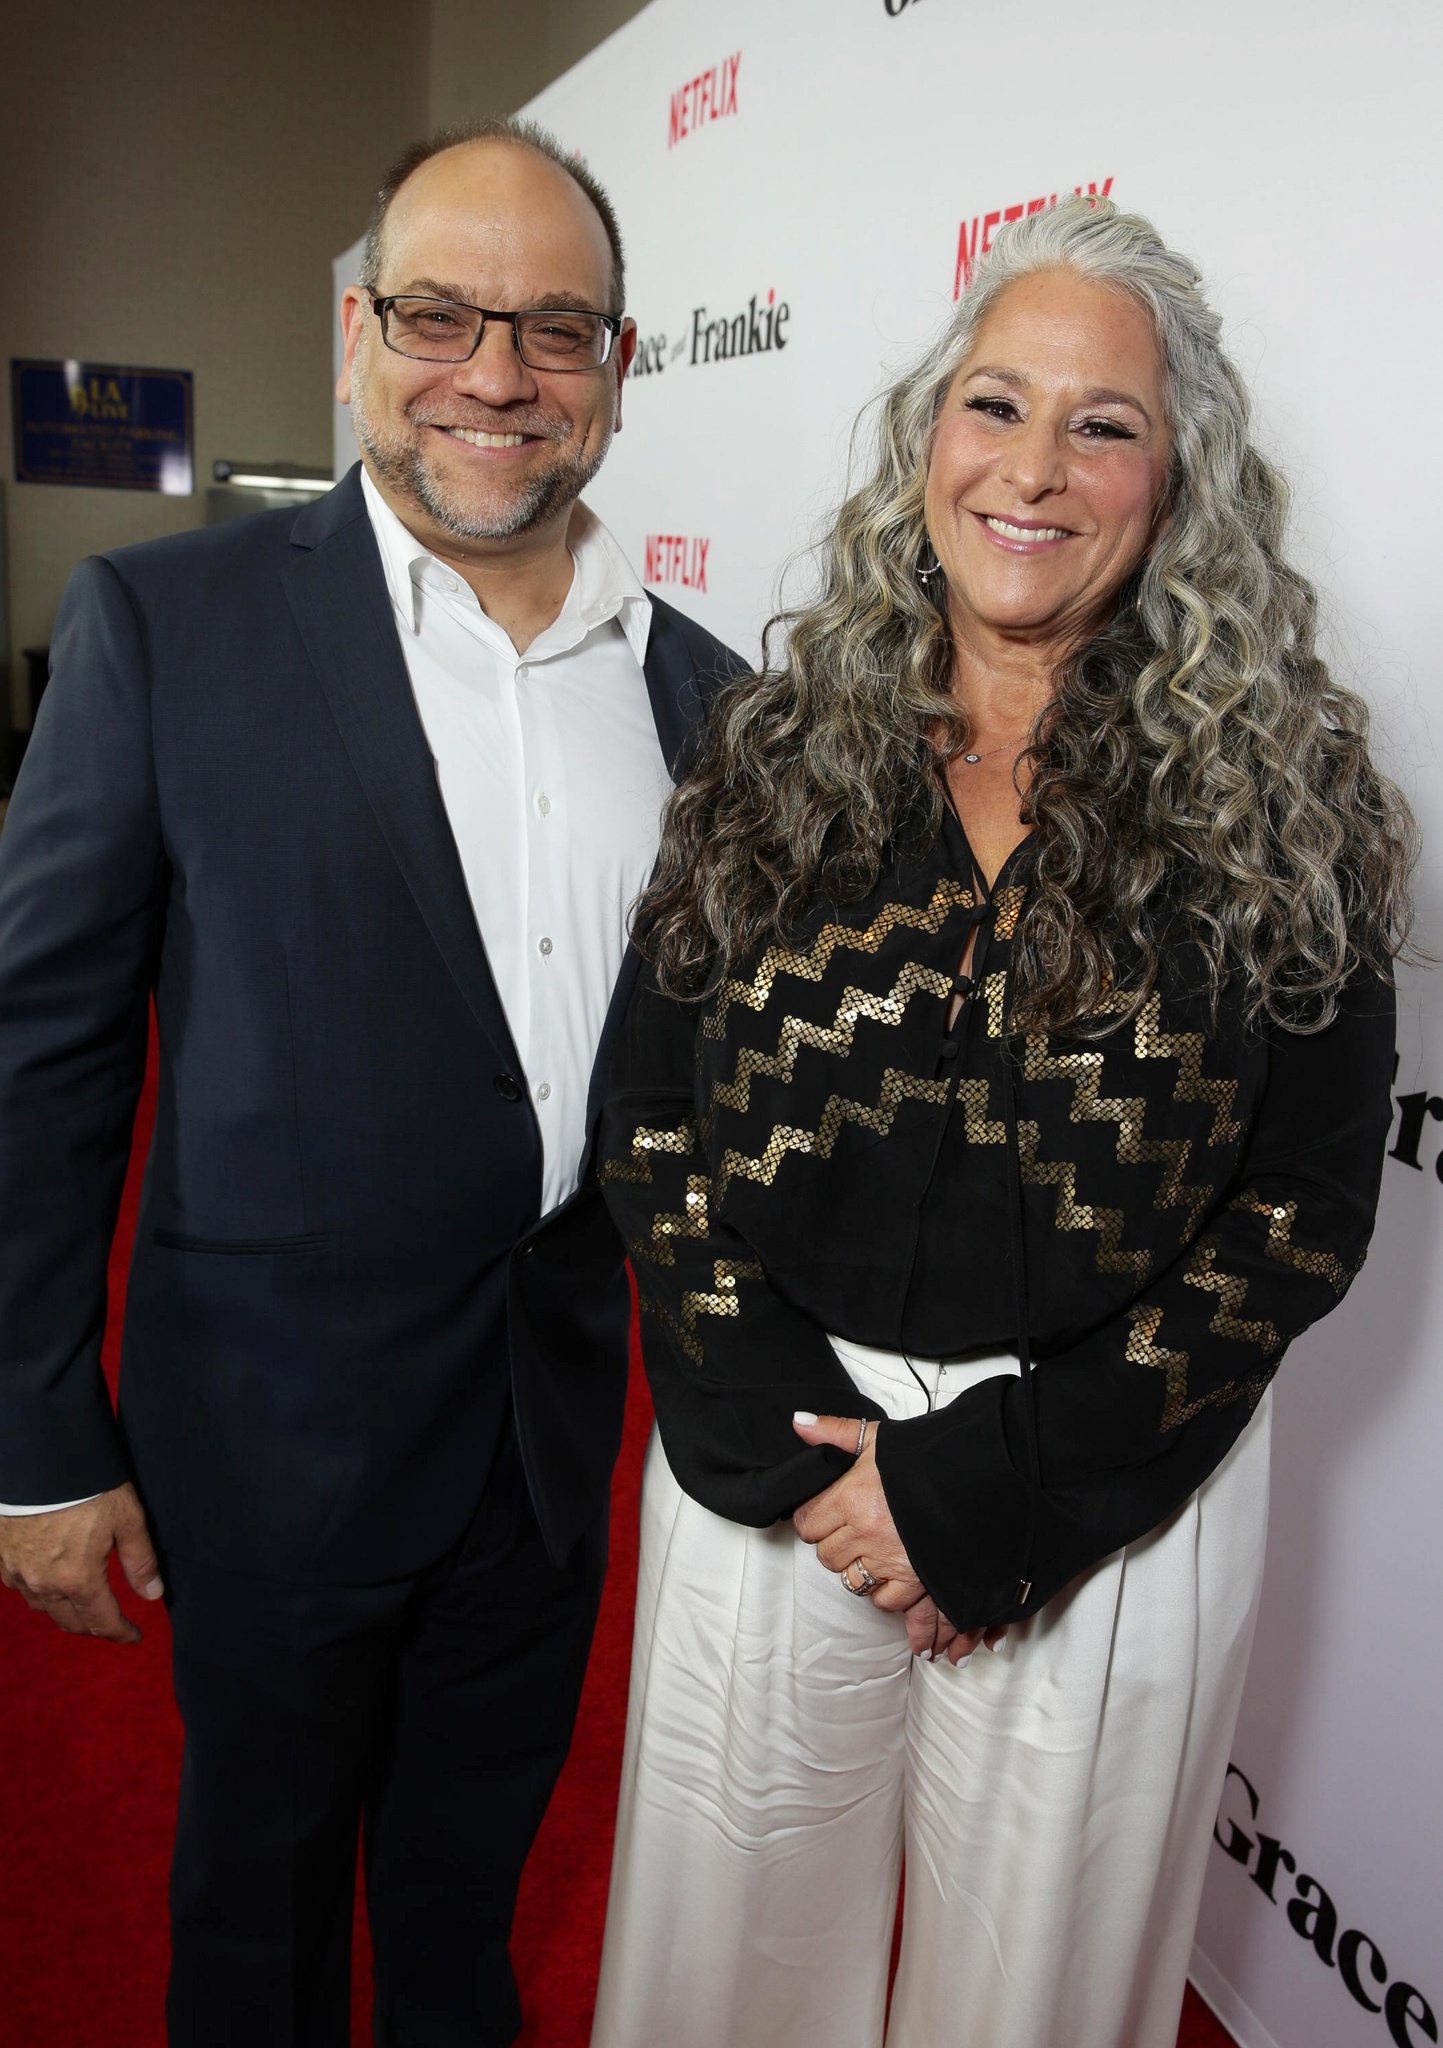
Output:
top-left (0, 466), bottom-right (742, 1582)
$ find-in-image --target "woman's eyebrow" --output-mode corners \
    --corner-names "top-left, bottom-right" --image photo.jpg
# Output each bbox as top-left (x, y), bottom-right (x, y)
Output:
top-left (1079, 386), bottom-right (1152, 415)
top-left (961, 365), bottom-right (1155, 426)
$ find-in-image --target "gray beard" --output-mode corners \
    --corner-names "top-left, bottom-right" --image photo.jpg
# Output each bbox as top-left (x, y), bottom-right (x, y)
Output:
top-left (351, 383), bottom-right (611, 542)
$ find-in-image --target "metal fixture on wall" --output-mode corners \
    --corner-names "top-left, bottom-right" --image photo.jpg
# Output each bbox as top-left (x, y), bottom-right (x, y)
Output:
top-left (206, 459), bottom-right (333, 524)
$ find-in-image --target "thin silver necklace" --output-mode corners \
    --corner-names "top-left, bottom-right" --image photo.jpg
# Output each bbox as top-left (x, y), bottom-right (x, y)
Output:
top-left (959, 733), bottom-right (1033, 766)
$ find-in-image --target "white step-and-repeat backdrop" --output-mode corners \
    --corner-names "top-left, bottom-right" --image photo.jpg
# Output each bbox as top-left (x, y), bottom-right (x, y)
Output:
top-left (336, 5), bottom-right (1443, 2041)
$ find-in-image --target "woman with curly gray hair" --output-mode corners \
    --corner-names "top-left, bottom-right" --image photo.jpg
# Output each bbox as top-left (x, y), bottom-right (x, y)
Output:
top-left (590, 199), bottom-right (1412, 2048)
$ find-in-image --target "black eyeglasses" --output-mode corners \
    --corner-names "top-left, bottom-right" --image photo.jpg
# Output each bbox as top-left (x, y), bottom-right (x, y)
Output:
top-left (368, 290), bottom-right (623, 371)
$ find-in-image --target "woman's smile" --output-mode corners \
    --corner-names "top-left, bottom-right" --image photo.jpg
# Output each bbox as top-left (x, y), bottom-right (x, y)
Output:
top-left (976, 512), bottom-right (1075, 550)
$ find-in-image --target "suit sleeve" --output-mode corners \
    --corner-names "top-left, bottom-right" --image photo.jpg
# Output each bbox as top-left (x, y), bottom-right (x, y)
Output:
top-left (600, 970), bottom-right (874, 1524)
top-left (0, 556), bottom-right (167, 1503)
top-left (875, 968), bottom-right (1397, 1629)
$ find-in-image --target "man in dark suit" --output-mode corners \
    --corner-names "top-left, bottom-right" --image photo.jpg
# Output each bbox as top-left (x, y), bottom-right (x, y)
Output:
top-left (0, 117), bottom-right (740, 2046)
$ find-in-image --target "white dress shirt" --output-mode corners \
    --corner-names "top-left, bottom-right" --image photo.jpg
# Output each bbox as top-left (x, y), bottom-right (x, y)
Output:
top-left (360, 469), bottom-right (671, 1214)
top-left (0, 473), bottom-right (672, 1514)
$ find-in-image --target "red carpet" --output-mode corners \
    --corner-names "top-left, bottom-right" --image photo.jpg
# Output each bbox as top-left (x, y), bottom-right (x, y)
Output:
top-left (0, 1039), bottom-right (1236, 2048)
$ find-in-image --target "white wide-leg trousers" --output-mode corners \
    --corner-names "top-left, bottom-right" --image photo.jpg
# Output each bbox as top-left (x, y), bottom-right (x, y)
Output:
top-left (590, 1340), bottom-right (1271, 2048)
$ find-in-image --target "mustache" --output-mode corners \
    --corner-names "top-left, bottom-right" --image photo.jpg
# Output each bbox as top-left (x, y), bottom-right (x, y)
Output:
top-left (406, 401), bottom-right (571, 442)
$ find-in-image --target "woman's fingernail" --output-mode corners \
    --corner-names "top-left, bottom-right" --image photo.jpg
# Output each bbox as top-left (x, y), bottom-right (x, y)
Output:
top-left (987, 1635), bottom-right (1005, 1651)
top-left (953, 1653), bottom-right (973, 1668)
top-left (919, 1648), bottom-right (934, 1661)
top-left (792, 1411), bottom-right (818, 1425)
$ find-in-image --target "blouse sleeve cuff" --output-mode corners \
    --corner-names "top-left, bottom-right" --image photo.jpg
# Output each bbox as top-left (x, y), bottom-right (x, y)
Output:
top-left (873, 1377), bottom-right (1036, 1632)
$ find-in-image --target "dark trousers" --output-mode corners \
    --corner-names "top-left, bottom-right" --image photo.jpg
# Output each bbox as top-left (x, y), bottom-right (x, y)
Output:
top-left (161, 1420), bottom-right (607, 2048)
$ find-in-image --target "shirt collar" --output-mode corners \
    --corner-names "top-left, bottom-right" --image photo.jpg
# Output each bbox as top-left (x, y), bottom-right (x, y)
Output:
top-left (565, 498), bottom-right (652, 666)
top-left (360, 465), bottom-right (651, 666)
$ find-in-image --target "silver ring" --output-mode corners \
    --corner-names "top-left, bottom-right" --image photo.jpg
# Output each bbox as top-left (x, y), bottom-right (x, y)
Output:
top-left (855, 1419), bottom-right (868, 1458)
top-left (840, 1558), bottom-right (880, 1596)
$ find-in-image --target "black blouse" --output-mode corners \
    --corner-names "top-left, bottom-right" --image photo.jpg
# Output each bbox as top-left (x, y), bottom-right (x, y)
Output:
top-left (599, 808), bottom-right (1395, 1631)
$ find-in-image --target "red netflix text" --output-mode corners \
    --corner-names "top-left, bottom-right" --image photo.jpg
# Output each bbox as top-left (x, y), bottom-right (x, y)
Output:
top-left (644, 534), bottom-right (710, 594)
top-left (953, 179), bottom-right (1114, 297)
top-left (668, 52), bottom-right (741, 148)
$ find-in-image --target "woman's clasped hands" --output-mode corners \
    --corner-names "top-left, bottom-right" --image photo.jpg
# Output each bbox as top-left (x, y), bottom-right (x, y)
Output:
top-left (791, 1412), bottom-right (1006, 1665)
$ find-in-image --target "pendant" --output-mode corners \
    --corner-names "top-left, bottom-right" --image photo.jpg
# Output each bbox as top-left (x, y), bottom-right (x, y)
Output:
top-left (963, 752), bottom-right (981, 764)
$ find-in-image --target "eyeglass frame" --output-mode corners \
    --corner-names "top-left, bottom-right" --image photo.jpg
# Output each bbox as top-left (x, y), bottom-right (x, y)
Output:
top-left (366, 288), bottom-right (626, 371)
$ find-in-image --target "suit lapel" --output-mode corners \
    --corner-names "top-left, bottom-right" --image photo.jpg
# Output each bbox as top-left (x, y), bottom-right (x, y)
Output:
top-left (283, 490), bottom-right (523, 1074)
top-left (639, 601), bottom-right (702, 776)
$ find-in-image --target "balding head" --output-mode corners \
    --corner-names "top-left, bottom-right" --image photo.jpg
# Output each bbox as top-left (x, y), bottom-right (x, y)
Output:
top-left (360, 118), bottom-right (625, 313)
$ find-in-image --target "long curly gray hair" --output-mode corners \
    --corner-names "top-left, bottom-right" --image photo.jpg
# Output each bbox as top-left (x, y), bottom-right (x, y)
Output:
top-left (640, 197), bottom-right (1416, 1032)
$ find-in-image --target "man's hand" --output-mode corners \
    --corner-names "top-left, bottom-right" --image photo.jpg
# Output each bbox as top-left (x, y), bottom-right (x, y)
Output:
top-left (791, 1413), bottom-right (1004, 1664)
top-left (0, 1484), bottom-right (163, 1644)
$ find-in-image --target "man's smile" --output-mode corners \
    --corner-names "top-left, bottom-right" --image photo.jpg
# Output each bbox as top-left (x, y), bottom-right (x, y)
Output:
top-left (441, 425), bottom-right (529, 448)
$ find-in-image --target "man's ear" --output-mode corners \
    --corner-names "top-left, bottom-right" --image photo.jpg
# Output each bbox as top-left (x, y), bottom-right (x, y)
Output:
top-left (336, 286), bottom-right (368, 404)
top-left (612, 317), bottom-right (638, 433)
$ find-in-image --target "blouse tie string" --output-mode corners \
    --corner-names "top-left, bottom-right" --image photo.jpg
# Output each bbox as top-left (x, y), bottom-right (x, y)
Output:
top-left (999, 958), bottom-right (1041, 1613)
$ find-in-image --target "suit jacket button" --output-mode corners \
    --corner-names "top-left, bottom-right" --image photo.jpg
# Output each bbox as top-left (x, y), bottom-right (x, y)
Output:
top-left (493, 1072), bottom-right (523, 1102)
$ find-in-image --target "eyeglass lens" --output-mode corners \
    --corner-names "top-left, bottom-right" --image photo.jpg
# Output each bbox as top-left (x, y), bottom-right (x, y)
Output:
top-left (381, 299), bottom-right (612, 368)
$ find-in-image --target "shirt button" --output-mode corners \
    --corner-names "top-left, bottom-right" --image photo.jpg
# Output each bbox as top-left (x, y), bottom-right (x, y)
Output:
top-left (443, 574), bottom-right (459, 592)
top-left (538, 936), bottom-right (553, 956)
top-left (537, 794), bottom-right (551, 816)
top-left (537, 1082), bottom-right (552, 1102)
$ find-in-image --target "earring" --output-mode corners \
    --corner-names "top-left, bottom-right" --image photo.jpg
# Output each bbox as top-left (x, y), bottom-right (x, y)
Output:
top-left (916, 542), bottom-right (945, 585)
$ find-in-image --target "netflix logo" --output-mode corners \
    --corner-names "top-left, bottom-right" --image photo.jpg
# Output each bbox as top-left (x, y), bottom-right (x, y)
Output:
top-left (668, 52), bottom-right (741, 148)
top-left (644, 534), bottom-right (710, 595)
top-left (953, 178), bottom-right (1115, 297)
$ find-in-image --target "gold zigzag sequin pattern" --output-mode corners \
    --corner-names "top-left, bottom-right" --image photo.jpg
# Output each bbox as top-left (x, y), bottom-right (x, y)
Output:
top-left (1232, 1190), bottom-right (1355, 1294)
top-left (1015, 1117), bottom-right (1152, 1283)
top-left (600, 1122), bottom-right (696, 1186)
top-left (980, 971), bottom-right (1006, 1039)
top-left (629, 1174), bottom-right (711, 1269)
top-left (1135, 995), bottom-right (1243, 1146)
top-left (643, 1258), bottom-right (765, 1365)
top-left (704, 881), bottom-right (976, 1036)
top-left (1169, 1364), bottom-right (1275, 1430)
top-left (1023, 1035), bottom-right (1213, 1242)
top-left (711, 962), bottom-right (953, 1115)
top-left (1012, 987), bottom-right (1247, 1272)
top-left (1126, 1304), bottom-right (1190, 1421)
top-left (716, 1066), bottom-right (949, 1203)
top-left (1182, 1235), bottom-right (1280, 1352)
top-left (991, 886), bottom-right (1025, 938)
top-left (1128, 1295), bottom-right (1273, 1429)
top-left (1134, 1181), bottom-right (1344, 1429)
top-left (956, 1077), bottom-right (1007, 1146)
